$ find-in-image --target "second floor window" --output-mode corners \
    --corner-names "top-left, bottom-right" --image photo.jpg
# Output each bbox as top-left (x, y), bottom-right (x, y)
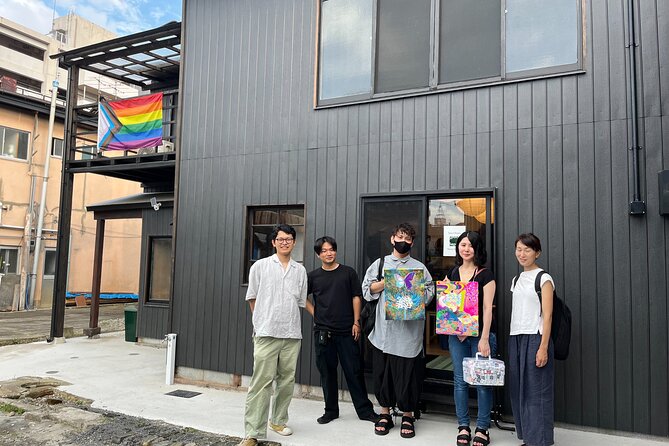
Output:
top-left (318, 0), bottom-right (582, 105)
top-left (0, 126), bottom-right (29, 160)
top-left (51, 138), bottom-right (64, 158)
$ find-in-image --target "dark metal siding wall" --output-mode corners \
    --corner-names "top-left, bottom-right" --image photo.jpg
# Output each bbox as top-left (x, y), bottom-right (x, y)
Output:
top-left (174, 0), bottom-right (669, 436)
top-left (137, 207), bottom-right (172, 339)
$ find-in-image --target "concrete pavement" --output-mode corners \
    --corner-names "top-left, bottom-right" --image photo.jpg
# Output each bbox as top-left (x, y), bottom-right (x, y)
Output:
top-left (0, 333), bottom-right (666, 446)
top-left (0, 304), bottom-right (125, 345)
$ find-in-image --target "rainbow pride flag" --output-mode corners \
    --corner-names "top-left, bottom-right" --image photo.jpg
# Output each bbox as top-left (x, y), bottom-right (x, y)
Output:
top-left (98, 92), bottom-right (163, 151)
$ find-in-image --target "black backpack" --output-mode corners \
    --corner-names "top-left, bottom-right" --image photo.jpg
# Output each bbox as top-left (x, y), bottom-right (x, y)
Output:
top-left (360, 257), bottom-right (384, 337)
top-left (513, 271), bottom-right (572, 360)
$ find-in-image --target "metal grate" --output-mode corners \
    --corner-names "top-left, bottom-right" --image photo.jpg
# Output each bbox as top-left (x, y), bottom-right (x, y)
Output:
top-left (165, 390), bottom-right (201, 399)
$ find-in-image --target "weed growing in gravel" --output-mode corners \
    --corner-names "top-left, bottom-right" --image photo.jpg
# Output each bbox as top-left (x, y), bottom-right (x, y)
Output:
top-left (0, 403), bottom-right (25, 415)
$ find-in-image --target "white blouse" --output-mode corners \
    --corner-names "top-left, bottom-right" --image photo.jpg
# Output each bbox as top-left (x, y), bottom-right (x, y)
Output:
top-left (509, 268), bottom-right (555, 336)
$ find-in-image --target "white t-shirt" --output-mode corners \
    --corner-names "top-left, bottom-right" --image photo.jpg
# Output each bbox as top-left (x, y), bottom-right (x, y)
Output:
top-left (509, 268), bottom-right (555, 336)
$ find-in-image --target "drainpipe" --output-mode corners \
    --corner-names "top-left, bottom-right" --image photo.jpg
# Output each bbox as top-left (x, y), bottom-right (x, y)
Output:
top-left (23, 113), bottom-right (39, 311)
top-left (627, 0), bottom-right (646, 215)
top-left (27, 79), bottom-right (59, 309)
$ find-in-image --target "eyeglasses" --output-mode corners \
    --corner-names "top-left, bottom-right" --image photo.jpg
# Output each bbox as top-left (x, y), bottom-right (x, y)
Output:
top-left (275, 237), bottom-right (294, 244)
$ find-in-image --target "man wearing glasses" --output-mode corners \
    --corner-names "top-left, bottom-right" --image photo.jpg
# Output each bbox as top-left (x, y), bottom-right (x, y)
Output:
top-left (307, 236), bottom-right (378, 425)
top-left (239, 224), bottom-right (307, 446)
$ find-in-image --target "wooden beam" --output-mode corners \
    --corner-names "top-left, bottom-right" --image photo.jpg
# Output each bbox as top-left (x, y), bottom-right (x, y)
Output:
top-left (84, 219), bottom-right (105, 337)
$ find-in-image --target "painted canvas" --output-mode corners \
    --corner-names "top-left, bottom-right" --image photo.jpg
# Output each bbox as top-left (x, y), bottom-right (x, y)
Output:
top-left (435, 281), bottom-right (479, 336)
top-left (384, 268), bottom-right (425, 320)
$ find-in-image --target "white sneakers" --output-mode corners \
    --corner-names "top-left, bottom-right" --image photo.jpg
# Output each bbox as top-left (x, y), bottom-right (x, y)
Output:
top-left (268, 422), bottom-right (294, 436)
top-left (237, 422), bottom-right (293, 445)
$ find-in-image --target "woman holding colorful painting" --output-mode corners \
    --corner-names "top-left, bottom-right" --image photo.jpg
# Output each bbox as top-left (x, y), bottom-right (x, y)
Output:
top-left (445, 231), bottom-right (496, 446)
top-left (508, 233), bottom-right (554, 446)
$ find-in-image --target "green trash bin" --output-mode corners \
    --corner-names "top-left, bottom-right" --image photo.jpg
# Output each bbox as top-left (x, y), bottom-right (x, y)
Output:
top-left (124, 303), bottom-right (138, 342)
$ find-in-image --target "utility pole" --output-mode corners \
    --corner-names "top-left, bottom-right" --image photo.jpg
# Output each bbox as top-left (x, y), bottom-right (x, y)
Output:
top-left (28, 79), bottom-right (59, 310)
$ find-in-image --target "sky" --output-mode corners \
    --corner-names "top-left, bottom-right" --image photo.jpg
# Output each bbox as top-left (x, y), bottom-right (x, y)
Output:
top-left (4, 0), bottom-right (181, 36)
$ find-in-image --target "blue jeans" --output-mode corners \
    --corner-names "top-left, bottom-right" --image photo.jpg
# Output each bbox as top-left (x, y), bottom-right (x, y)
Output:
top-left (448, 333), bottom-right (497, 429)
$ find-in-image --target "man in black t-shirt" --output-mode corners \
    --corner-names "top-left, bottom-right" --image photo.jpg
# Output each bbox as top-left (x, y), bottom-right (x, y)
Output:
top-left (307, 236), bottom-right (378, 425)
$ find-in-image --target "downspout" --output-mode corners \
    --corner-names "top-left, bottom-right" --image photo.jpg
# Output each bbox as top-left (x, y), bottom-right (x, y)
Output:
top-left (627, 0), bottom-right (646, 215)
top-left (28, 79), bottom-right (59, 309)
top-left (23, 113), bottom-right (39, 310)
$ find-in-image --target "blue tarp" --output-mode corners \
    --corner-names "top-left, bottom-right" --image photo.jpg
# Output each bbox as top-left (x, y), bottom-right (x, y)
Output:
top-left (66, 292), bottom-right (138, 300)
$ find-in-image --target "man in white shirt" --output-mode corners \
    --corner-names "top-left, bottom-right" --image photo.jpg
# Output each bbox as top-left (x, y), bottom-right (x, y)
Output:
top-left (238, 224), bottom-right (307, 446)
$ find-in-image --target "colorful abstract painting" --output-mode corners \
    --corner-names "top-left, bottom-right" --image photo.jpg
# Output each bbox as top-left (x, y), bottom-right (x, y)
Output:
top-left (384, 268), bottom-right (425, 320)
top-left (435, 281), bottom-right (479, 336)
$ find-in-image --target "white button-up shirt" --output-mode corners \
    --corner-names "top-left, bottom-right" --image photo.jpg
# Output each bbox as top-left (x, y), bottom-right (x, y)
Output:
top-left (245, 254), bottom-right (307, 339)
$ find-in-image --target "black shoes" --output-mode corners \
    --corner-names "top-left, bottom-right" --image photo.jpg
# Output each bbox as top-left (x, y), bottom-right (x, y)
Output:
top-left (318, 412), bottom-right (379, 424)
top-left (360, 412), bottom-right (381, 423)
top-left (317, 413), bottom-right (339, 424)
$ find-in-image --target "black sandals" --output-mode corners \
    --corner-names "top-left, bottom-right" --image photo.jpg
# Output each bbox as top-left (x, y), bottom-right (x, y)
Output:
top-left (457, 426), bottom-right (472, 445)
top-left (374, 413), bottom-right (394, 435)
top-left (400, 415), bottom-right (415, 438)
top-left (472, 427), bottom-right (490, 446)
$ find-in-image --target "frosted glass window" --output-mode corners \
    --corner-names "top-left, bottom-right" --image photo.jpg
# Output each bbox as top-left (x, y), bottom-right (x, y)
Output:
top-left (319, 0), bottom-right (373, 100)
top-left (506, 0), bottom-right (579, 73)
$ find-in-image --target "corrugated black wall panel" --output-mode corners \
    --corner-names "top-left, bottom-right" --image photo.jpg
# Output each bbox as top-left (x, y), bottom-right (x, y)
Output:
top-left (173, 0), bottom-right (669, 436)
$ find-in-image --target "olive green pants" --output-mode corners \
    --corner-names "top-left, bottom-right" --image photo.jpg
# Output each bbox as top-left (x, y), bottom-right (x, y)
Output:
top-left (244, 336), bottom-right (301, 438)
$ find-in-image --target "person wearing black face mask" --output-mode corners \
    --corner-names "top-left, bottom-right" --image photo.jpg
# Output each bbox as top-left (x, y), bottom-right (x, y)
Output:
top-left (361, 223), bottom-right (434, 439)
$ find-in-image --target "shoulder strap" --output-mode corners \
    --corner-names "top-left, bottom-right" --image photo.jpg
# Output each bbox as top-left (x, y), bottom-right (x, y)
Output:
top-left (534, 270), bottom-right (547, 304)
top-left (511, 275), bottom-right (517, 290)
top-left (377, 257), bottom-right (385, 281)
top-left (473, 267), bottom-right (486, 279)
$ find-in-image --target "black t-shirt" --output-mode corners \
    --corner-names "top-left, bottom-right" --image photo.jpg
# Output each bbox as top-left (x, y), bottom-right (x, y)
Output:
top-left (308, 264), bottom-right (363, 334)
top-left (447, 266), bottom-right (496, 334)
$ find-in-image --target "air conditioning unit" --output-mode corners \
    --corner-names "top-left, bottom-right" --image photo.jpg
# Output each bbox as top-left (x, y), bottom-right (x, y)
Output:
top-left (158, 141), bottom-right (174, 153)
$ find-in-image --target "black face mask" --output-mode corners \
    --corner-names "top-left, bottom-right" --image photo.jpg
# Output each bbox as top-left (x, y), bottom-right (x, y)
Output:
top-left (393, 241), bottom-right (412, 254)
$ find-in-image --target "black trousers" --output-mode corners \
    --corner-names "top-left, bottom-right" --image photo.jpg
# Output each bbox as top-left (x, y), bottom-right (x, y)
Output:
top-left (314, 331), bottom-right (375, 418)
top-left (371, 344), bottom-right (423, 413)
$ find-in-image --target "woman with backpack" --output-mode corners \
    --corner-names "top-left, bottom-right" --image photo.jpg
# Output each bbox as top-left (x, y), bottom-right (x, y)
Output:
top-left (445, 231), bottom-right (496, 446)
top-left (508, 233), bottom-right (555, 446)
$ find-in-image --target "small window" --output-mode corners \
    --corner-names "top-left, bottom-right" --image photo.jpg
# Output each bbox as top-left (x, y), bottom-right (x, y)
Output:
top-left (244, 206), bottom-right (305, 283)
top-left (439, 0), bottom-right (500, 84)
top-left (80, 147), bottom-right (96, 160)
top-left (51, 138), bottom-right (64, 158)
top-left (147, 237), bottom-right (172, 302)
top-left (0, 126), bottom-right (29, 160)
top-left (505, 0), bottom-right (580, 74)
top-left (375, 0), bottom-right (431, 93)
top-left (53, 30), bottom-right (67, 45)
top-left (0, 247), bottom-right (19, 274)
top-left (43, 249), bottom-right (57, 277)
top-left (319, 0), bottom-right (373, 100)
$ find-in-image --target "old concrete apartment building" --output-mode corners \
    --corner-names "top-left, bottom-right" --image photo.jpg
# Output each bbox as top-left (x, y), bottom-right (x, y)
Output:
top-left (0, 14), bottom-right (142, 311)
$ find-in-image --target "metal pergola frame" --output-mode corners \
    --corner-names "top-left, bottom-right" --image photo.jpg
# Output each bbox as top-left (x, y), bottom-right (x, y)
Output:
top-left (48, 22), bottom-right (181, 341)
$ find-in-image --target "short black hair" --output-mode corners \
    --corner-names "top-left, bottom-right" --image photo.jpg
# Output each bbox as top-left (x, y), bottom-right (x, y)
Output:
top-left (454, 231), bottom-right (487, 267)
top-left (271, 223), bottom-right (296, 241)
top-left (392, 222), bottom-right (416, 240)
top-left (314, 236), bottom-right (337, 254)
top-left (515, 233), bottom-right (542, 252)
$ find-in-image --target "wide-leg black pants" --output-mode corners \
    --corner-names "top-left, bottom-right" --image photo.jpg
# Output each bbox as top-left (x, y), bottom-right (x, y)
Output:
top-left (371, 344), bottom-right (423, 413)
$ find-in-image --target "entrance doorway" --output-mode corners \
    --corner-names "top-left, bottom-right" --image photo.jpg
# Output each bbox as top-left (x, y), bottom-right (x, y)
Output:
top-left (359, 190), bottom-right (495, 408)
